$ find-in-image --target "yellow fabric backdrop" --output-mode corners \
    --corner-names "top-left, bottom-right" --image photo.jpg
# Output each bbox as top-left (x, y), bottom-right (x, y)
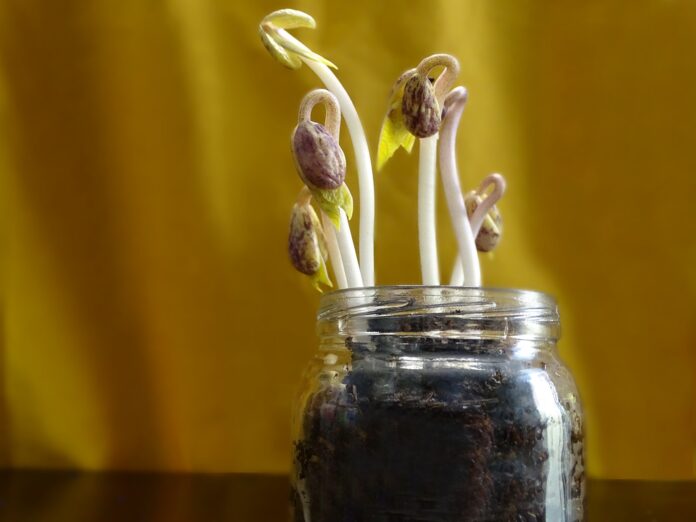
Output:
top-left (0, 0), bottom-right (694, 479)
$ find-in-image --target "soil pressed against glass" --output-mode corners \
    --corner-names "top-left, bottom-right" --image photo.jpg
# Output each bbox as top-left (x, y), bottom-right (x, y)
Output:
top-left (292, 333), bottom-right (583, 522)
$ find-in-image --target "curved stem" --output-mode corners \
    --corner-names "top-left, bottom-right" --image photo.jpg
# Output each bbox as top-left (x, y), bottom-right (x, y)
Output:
top-left (450, 174), bottom-right (507, 285)
top-left (304, 59), bottom-right (375, 286)
top-left (470, 173), bottom-right (506, 235)
top-left (416, 54), bottom-right (461, 104)
top-left (439, 87), bottom-right (481, 287)
top-left (321, 212), bottom-right (347, 289)
top-left (298, 89), bottom-right (341, 139)
top-left (418, 135), bottom-right (440, 285)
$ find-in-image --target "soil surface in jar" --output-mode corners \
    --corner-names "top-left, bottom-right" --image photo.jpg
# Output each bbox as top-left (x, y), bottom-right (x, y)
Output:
top-left (292, 333), bottom-right (583, 522)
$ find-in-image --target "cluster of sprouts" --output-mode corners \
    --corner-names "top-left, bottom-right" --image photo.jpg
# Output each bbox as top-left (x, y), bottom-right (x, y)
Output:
top-left (260, 9), bottom-right (505, 291)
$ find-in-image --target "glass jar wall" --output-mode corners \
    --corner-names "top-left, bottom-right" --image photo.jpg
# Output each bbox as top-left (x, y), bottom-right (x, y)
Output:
top-left (291, 286), bottom-right (585, 522)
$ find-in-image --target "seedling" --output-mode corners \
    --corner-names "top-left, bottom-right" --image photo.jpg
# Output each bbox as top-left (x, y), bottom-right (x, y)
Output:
top-left (261, 9), bottom-right (375, 285)
top-left (261, 10), bottom-right (505, 290)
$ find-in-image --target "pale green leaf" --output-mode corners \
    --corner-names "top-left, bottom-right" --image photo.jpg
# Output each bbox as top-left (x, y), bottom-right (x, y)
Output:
top-left (312, 183), bottom-right (353, 229)
top-left (311, 259), bottom-right (333, 292)
top-left (269, 28), bottom-right (337, 69)
top-left (259, 26), bottom-right (302, 69)
top-left (262, 9), bottom-right (316, 30)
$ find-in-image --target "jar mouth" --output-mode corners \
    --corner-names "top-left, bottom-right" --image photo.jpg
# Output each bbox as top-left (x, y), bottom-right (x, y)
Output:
top-left (318, 286), bottom-right (560, 344)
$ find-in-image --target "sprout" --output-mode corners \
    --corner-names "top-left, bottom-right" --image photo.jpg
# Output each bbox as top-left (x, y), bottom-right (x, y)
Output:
top-left (439, 86), bottom-right (481, 286)
top-left (378, 55), bottom-right (460, 169)
top-left (259, 9), bottom-right (336, 69)
top-left (450, 174), bottom-right (506, 285)
top-left (414, 54), bottom-right (459, 285)
top-left (465, 173), bottom-right (506, 252)
top-left (260, 9), bottom-right (375, 286)
top-left (288, 188), bottom-right (332, 292)
top-left (439, 88), bottom-right (507, 286)
top-left (263, 12), bottom-right (509, 291)
top-left (292, 90), bottom-right (352, 226)
top-left (439, 86), bottom-right (507, 286)
top-left (379, 54), bottom-right (460, 285)
top-left (401, 54), bottom-right (460, 138)
top-left (291, 89), bottom-right (363, 289)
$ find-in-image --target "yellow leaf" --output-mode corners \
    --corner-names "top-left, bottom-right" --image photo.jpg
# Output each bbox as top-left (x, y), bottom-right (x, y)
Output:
top-left (311, 259), bottom-right (333, 293)
top-left (376, 70), bottom-right (417, 171)
top-left (377, 108), bottom-right (416, 171)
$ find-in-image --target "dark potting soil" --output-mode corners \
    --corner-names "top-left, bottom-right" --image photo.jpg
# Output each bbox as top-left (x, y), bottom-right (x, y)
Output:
top-left (292, 331), bottom-right (583, 522)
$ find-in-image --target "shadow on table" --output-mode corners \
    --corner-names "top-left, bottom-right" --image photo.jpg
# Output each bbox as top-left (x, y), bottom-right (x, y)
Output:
top-left (587, 480), bottom-right (696, 521)
top-left (0, 471), bottom-right (289, 522)
top-left (0, 473), bottom-right (695, 521)
top-left (0, 313), bottom-right (7, 467)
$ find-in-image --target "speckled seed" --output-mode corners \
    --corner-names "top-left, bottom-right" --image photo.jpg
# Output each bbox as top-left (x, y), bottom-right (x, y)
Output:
top-left (465, 192), bottom-right (503, 252)
top-left (401, 74), bottom-right (441, 138)
top-left (292, 121), bottom-right (346, 190)
top-left (288, 203), bottom-right (326, 275)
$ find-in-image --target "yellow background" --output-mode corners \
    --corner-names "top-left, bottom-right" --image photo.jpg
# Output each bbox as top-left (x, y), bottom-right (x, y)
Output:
top-left (0, 0), bottom-right (694, 479)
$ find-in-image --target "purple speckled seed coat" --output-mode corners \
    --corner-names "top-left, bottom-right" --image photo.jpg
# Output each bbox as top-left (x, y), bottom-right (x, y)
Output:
top-left (288, 204), bottom-right (324, 275)
top-left (292, 121), bottom-right (346, 190)
top-left (401, 74), bottom-right (441, 138)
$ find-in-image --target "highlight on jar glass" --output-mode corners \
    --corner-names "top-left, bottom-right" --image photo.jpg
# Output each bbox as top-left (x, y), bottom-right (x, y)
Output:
top-left (260, 8), bottom-right (585, 521)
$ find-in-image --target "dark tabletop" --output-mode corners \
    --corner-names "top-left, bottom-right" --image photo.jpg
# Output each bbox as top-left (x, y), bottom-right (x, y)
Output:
top-left (0, 472), bottom-right (693, 521)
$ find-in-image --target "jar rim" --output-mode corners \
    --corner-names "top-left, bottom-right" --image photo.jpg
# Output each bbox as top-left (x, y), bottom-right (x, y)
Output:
top-left (318, 286), bottom-right (560, 343)
top-left (320, 285), bottom-right (556, 311)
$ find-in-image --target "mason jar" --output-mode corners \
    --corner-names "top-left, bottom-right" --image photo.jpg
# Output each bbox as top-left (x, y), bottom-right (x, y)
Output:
top-left (291, 286), bottom-right (585, 522)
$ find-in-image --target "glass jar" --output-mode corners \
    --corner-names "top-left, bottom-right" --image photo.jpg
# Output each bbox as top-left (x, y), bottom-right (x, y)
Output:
top-left (291, 286), bottom-right (585, 522)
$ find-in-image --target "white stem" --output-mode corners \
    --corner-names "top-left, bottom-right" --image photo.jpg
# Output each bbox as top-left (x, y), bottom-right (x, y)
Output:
top-left (439, 87), bottom-right (481, 287)
top-left (321, 212), bottom-right (348, 289)
top-left (418, 135), bottom-right (440, 285)
top-left (335, 210), bottom-right (363, 288)
top-left (304, 59), bottom-right (375, 286)
top-left (449, 211), bottom-right (484, 286)
top-left (449, 260), bottom-right (465, 286)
